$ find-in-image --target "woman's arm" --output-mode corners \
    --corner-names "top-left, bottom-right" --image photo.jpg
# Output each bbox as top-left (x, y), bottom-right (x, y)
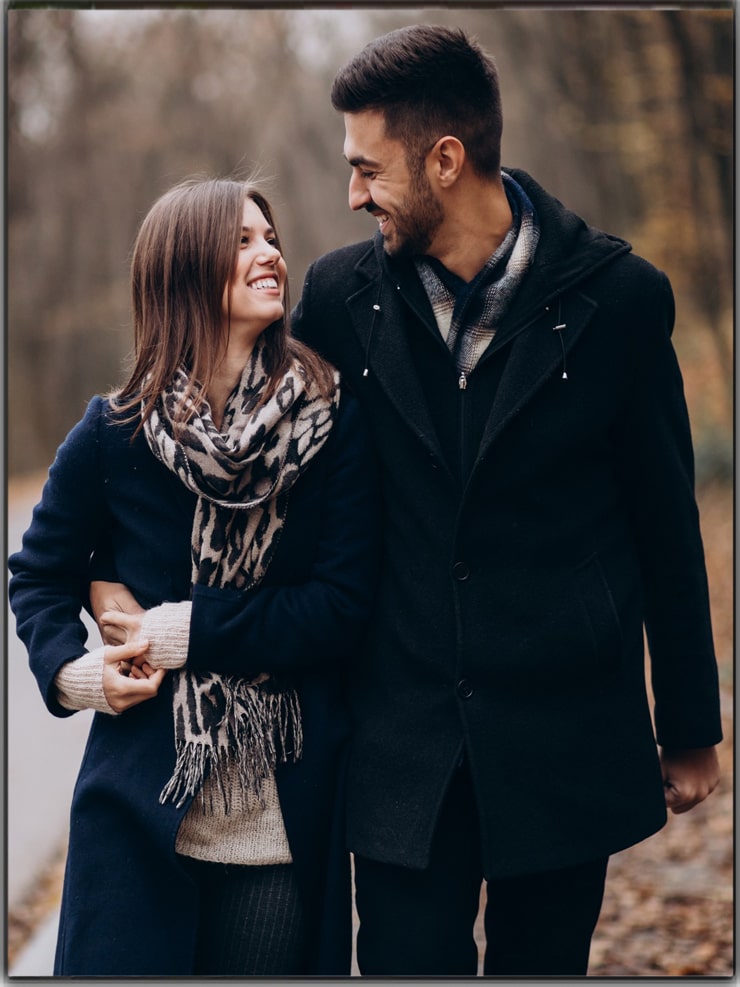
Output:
top-left (88, 398), bottom-right (380, 678)
top-left (185, 395), bottom-right (380, 677)
top-left (55, 639), bottom-right (164, 714)
top-left (8, 398), bottom-right (163, 715)
top-left (97, 601), bottom-right (192, 672)
top-left (9, 398), bottom-right (111, 715)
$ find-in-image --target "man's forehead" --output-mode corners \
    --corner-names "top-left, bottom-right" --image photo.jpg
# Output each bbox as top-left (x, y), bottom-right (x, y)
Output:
top-left (343, 110), bottom-right (398, 161)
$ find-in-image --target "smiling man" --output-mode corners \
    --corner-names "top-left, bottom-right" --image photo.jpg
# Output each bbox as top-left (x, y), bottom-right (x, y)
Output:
top-left (292, 23), bottom-right (722, 977)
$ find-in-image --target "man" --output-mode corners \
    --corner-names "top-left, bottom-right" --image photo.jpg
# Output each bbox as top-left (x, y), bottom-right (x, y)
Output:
top-left (291, 23), bottom-right (722, 977)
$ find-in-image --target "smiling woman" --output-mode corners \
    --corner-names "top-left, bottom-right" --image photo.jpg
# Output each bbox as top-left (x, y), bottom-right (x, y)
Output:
top-left (8, 176), bottom-right (379, 976)
top-left (111, 178), bottom-right (334, 435)
top-left (225, 201), bottom-right (286, 346)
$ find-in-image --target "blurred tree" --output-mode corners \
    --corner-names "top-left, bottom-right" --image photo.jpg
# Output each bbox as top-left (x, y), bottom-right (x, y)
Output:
top-left (479, 9), bottom-right (733, 412)
top-left (6, 6), bottom-right (733, 477)
top-left (6, 8), bottom-right (357, 472)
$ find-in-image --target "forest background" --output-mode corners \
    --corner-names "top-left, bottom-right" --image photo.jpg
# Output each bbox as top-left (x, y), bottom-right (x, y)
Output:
top-left (6, 3), bottom-right (734, 977)
top-left (7, 4), bottom-right (733, 479)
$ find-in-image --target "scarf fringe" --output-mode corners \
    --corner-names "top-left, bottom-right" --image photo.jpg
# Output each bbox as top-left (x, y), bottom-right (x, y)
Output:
top-left (159, 682), bottom-right (304, 811)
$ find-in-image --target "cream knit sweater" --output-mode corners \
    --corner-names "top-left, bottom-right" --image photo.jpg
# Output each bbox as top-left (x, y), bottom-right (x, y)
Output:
top-left (55, 602), bottom-right (292, 866)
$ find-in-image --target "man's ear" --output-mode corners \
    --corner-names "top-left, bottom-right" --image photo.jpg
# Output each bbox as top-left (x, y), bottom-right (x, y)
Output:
top-left (427, 135), bottom-right (465, 187)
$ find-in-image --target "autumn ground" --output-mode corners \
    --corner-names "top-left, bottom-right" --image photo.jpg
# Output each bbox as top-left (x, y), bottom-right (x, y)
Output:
top-left (587, 483), bottom-right (734, 978)
top-left (7, 483), bottom-right (734, 976)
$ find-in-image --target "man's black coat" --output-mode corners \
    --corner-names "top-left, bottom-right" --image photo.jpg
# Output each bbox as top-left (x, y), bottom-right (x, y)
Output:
top-left (293, 168), bottom-right (722, 879)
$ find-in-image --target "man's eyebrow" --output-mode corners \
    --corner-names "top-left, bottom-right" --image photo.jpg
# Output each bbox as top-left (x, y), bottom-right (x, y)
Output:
top-left (344, 154), bottom-right (380, 168)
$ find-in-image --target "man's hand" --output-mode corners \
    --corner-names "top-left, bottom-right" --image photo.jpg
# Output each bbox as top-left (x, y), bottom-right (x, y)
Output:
top-left (102, 639), bottom-right (166, 712)
top-left (90, 580), bottom-right (144, 640)
top-left (660, 745), bottom-right (720, 814)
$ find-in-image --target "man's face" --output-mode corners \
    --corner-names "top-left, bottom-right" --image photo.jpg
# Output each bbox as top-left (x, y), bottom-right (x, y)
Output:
top-left (343, 109), bottom-right (444, 258)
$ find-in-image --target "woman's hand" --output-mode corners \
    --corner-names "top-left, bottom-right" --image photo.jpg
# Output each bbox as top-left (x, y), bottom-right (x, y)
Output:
top-left (102, 639), bottom-right (166, 712)
top-left (99, 610), bottom-right (159, 679)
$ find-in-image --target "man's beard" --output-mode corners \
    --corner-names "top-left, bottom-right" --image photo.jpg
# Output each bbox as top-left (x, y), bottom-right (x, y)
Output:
top-left (381, 173), bottom-right (444, 258)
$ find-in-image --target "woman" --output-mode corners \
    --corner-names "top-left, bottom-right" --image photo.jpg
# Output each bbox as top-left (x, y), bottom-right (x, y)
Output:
top-left (8, 177), bottom-right (378, 976)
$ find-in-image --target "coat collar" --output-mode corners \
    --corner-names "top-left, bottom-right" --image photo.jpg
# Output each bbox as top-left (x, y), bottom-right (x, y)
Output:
top-left (344, 171), bottom-right (630, 468)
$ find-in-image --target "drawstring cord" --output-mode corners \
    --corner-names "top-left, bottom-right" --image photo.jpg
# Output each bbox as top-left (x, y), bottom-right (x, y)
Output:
top-left (363, 276), bottom-right (384, 378)
top-left (552, 298), bottom-right (568, 380)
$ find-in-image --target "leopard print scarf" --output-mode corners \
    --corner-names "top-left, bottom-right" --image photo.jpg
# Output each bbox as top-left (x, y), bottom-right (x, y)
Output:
top-left (143, 337), bottom-right (340, 809)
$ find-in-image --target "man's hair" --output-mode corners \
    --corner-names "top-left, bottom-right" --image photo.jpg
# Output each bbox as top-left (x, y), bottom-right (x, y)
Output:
top-left (331, 24), bottom-right (503, 179)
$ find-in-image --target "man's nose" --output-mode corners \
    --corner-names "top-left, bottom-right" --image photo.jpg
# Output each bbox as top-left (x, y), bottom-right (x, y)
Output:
top-left (348, 172), bottom-right (371, 212)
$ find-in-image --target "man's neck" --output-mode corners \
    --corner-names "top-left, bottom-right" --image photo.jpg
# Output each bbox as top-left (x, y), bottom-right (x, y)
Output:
top-left (427, 179), bottom-right (512, 283)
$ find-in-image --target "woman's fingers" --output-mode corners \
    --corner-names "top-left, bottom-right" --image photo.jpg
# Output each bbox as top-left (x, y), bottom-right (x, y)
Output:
top-left (102, 642), bottom-right (167, 712)
top-left (103, 639), bottom-right (150, 665)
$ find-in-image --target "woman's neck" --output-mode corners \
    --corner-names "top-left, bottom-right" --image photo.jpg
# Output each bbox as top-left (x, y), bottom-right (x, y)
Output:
top-left (208, 340), bottom-right (255, 431)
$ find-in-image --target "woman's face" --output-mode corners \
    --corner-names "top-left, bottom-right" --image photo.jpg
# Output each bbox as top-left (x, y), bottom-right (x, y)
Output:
top-left (222, 196), bottom-right (287, 341)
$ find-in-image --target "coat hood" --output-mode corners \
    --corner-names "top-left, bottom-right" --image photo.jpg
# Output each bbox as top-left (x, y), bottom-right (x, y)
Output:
top-left (505, 167), bottom-right (632, 295)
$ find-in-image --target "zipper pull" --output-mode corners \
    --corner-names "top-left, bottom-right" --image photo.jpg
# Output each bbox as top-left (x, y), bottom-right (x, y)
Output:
top-left (458, 372), bottom-right (467, 391)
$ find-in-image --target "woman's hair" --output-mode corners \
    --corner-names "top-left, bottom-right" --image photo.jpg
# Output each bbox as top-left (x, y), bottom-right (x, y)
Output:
top-left (331, 24), bottom-right (503, 180)
top-left (112, 176), bottom-right (334, 429)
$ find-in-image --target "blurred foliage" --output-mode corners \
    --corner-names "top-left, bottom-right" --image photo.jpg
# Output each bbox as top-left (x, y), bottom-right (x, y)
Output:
top-left (6, 6), bottom-right (733, 478)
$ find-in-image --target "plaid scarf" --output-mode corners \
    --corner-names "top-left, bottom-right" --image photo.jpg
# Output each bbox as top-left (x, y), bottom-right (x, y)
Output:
top-left (143, 336), bottom-right (340, 810)
top-left (415, 173), bottom-right (540, 377)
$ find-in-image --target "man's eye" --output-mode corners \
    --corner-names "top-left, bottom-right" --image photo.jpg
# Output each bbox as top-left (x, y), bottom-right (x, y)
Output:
top-left (360, 171), bottom-right (376, 180)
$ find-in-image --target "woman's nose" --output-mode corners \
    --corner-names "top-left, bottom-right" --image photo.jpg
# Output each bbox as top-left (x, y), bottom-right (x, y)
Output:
top-left (260, 239), bottom-right (281, 260)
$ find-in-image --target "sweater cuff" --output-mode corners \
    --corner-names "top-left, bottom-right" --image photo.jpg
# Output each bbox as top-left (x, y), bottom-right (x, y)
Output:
top-left (140, 601), bottom-right (192, 669)
top-left (55, 647), bottom-right (118, 715)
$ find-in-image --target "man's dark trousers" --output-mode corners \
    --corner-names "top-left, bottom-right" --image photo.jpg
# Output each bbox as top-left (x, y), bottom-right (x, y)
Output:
top-left (354, 762), bottom-right (608, 976)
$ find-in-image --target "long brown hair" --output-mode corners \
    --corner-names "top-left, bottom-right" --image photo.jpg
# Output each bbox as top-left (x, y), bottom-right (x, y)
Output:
top-left (112, 176), bottom-right (334, 429)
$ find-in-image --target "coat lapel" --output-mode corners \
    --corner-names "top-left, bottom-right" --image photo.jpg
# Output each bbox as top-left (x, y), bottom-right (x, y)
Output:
top-left (343, 240), bottom-right (600, 474)
top-left (475, 289), bottom-right (598, 464)
top-left (346, 250), bottom-right (450, 472)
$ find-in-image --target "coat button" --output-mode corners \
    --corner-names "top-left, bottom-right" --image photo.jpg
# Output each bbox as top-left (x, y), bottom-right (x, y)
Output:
top-left (457, 678), bottom-right (474, 699)
top-left (452, 561), bottom-right (469, 581)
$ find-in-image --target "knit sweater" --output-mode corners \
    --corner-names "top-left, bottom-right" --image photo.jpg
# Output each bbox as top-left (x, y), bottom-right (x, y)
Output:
top-left (55, 601), bottom-right (292, 865)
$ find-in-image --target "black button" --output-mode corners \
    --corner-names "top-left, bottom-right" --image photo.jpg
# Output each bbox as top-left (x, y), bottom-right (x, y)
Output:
top-left (452, 561), bottom-right (469, 581)
top-left (457, 678), bottom-right (474, 699)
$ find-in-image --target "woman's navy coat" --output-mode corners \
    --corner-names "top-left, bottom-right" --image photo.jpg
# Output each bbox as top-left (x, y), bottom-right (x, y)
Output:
top-left (9, 392), bottom-right (379, 976)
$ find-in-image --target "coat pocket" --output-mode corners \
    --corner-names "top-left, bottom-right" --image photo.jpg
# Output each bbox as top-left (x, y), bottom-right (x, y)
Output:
top-left (573, 552), bottom-right (624, 677)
